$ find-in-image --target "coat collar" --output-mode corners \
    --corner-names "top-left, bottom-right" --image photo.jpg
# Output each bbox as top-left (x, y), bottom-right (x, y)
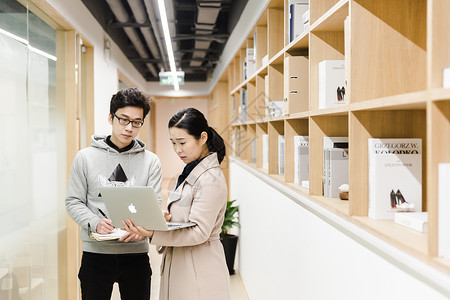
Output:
top-left (167, 153), bottom-right (220, 208)
top-left (184, 152), bottom-right (220, 186)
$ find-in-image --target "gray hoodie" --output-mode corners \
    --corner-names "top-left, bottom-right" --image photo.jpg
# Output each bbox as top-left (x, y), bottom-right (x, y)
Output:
top-left (66, 135), bottom-right (162, 254)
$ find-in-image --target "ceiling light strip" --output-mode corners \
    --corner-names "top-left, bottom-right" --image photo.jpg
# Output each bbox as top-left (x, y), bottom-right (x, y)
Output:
top-left (157, 0), bottom-right (179, 91)
top-left (0, 28), bottom-right (57, 61)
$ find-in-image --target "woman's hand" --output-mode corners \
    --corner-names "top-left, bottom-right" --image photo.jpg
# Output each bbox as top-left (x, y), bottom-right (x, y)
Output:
top-left (122, 219), bottom-right (154, 238)
top-left (163, 210), bottom-right (172, 222)
top-left (118, 231), bottom-right (145, 243)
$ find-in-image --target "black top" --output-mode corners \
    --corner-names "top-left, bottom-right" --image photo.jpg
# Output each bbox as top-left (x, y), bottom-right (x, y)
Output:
top-left (175, 157), bottom-right (206, 190)
top-left (106, 135), bottom-right (135, 153)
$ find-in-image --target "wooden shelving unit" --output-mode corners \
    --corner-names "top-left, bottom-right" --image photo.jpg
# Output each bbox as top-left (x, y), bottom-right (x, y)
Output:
top-left (210, 0), bottom-right (450, 274)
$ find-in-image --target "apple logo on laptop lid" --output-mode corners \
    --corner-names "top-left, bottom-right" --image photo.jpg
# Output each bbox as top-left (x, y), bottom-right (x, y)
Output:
top-left (128, 203), bottom-right (137, 214)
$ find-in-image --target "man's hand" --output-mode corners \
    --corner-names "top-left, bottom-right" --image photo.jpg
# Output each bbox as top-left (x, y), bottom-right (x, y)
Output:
top-left (96, 218), bottom-right (114, 234)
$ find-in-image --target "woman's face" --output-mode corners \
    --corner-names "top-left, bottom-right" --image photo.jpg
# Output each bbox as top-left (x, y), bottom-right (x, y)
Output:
top-left (169, 127), bottom-right (208, 164)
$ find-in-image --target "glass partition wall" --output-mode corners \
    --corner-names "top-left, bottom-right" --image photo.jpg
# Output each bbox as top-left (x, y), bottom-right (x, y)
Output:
top-left (0, 0), bottom-right (66, 299)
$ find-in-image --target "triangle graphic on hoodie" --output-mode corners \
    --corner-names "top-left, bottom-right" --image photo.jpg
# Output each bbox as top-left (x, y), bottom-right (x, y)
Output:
top-left (109, 163), bottom-right (128, 182)
top-left (98, 164), bottom-right (131, 197)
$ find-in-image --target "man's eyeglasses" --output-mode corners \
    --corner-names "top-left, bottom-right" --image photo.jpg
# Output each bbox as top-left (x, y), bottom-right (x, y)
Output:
top-left (112, 113), bottom-right (144, 128)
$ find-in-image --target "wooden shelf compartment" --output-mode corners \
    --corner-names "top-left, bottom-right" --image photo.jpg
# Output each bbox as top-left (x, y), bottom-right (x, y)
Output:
top-left (239, 125), bottom-right (249, 162)
top-left (428, 100), bottom-right (450, 256)
top-left (267, 7), bottom-right (285, 59)
top-left (353, 216), bottom-right (428, 257)
top-left (255, 72), bottom-right (268, 119)
top-left (309, 115), bottom-right (348, 198)
top-left (247, 80), bottom-right (258, 122)
top-left (255, 16), bottom-right (268, 70)
top-left (429, 0), bottom-right (450, 90)
top-left (350, 0), bottom-right (427, 103)
top-left (230, 126), bottom-right (239, 158)
top-left (310, 0), bottom-right (342, 25)
top-left (349, 91), bottom-right (428, 112)
top-left (348, 110), bottom-right (427, 217)
top-left (284, 53), bottom-right (309, 114)
top-left (232, 91), bottom-right (240, 123)
top-left (285, 31), bottom-right (309, 54)
top-left (309, 27), bottom-right (345, 111)
top-left (432, 88), bottom-right (450, 102)
top-left (233, 56), bottom-right (240, 91)
top-left (267, 62), bottom-right (284, 104)
top-left (268, 120), bottom-right (285, 176)
top-left (310, 0), bottom-right (348, 32)
top-left (227, 60), bottom-right (236, 92)
top-left (285, 118), bottom-right (309, 184)
top-left (256, 122), bottom-right (268, 169)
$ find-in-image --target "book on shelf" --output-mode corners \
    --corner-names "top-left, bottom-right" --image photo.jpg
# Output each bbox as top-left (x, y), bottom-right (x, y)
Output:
top-left (327, 148), bottom-right (349, 198)
top-left (318, 60), bottom-right (346, 109)
top-left (394, 212), bottom-right (428, 233)
top-left (232, 132), bottom-right (236, 156)
top-left (444, 67), bottom-right (450, 89)
top-left (246, 48), bottom-right (256, 78)
top-left (288, 0), bottom-right (309, 43)
top-left (253, 31), bottom-right (257, 67)
top-left (438, 163), bottom-right (450, 259)
top-left (294, 136), bottom-right (309, 185)
top-left (243, 59), bottom-right (247, 80)
top-left (302, 9), bottom-right (309, 30)
top-left (278, 135), bottom-right (285, 175)
top-left (368, 138), bottom-right (422, 220)
top-left (268, 101), bottom-right (284, 117)
top-left (323, 137), bottom-right (349, 197)
top-left (240, 89), bottom-right (247, 122)
top-left (262, 134), bottom-right (269, 171)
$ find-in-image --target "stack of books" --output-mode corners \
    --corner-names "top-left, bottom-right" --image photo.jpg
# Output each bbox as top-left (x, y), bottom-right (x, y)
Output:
top-left (323, 137), bottom-right (349, 198)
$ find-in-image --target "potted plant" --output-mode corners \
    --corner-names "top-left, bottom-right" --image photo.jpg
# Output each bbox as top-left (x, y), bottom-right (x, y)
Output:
top-left (220, 199), bottom-right (240, 275)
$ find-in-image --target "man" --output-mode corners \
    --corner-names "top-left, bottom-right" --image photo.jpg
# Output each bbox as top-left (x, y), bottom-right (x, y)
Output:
top-left (66, 87), bottom-right (162, 299)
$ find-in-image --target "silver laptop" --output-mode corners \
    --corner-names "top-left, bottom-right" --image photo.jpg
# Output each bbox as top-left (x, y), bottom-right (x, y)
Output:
top-left (99, 186), bottom-right (196, 231)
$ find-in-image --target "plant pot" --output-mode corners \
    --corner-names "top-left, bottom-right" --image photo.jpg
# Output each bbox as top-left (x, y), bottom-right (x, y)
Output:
top-left (220, 234), bottom-right (238, 275)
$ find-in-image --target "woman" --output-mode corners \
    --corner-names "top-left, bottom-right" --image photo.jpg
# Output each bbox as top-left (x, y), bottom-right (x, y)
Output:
top-left (123, 107), bottom-right (230, 300)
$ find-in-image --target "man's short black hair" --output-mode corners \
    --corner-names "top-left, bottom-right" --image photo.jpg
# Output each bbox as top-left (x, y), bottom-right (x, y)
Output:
top-left (110, 88), bottom-right (151, 118)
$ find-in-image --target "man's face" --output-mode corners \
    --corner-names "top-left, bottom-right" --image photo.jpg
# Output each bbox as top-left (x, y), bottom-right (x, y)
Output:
top-left (108, 106), bottom-right (144, 149)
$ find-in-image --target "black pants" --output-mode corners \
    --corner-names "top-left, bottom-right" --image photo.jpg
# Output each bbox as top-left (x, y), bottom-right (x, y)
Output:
top-left (78, 251), bottom-right (152, 300)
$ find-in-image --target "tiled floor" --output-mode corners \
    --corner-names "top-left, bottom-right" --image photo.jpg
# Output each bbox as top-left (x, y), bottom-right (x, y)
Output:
top-left (111, 179), bottom-right (249, 299)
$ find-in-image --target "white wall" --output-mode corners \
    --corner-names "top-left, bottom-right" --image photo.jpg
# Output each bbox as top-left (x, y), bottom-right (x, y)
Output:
top-left (46, 0), bottom-right (149, 135)
top-left (153, 98), bottom-right (208, 180)
top-left (230, 160), bottom-right (450, 300)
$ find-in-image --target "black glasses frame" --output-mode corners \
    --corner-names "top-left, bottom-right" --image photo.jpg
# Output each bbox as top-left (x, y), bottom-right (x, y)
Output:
top-left (112, 113), bottom-right (144, 128)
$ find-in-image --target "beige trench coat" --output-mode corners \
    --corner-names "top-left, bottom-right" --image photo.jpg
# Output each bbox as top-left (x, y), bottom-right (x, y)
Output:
top-left (151, 153), bottom-right (230, 300)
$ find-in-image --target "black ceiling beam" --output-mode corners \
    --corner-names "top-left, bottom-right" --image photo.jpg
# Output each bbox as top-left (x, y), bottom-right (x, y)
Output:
top-left (176, 48), bottom-right (222, 54)
top-left (171, 33), bottom-right (229, 41)
top-left (109, 22), bottom-right (152, 28)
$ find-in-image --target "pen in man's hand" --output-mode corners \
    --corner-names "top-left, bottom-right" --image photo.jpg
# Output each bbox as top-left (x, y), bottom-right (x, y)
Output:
top-left (98, 208), bottom-right (108, 219)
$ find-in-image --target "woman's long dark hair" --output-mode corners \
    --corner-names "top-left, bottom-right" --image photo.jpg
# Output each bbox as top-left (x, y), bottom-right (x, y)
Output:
top-left (169, 108), bottom-right (226, 163)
